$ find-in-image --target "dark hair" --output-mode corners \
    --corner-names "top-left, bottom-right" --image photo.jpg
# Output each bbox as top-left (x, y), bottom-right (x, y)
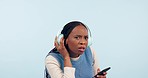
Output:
top-left (61, 21), bottom-right (87, 40)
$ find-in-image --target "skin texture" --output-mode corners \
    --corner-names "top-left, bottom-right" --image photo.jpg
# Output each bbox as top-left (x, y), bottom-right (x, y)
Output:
top-left (65, 25), bottom-right (88, 58)
top-left (54, 25), bottom-right (107, 78)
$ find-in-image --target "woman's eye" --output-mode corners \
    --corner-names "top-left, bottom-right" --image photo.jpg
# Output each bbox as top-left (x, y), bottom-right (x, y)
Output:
top-left (75, 36), bottom-right (79, 39)
top-left (85, 36), bottom-right (88, 40)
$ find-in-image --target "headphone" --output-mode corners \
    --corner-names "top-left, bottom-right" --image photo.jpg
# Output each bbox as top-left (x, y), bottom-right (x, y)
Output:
top-left (56, 25), bottom-right (92, 47)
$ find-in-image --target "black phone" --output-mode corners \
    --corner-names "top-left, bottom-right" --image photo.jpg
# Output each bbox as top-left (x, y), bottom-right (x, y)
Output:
top-left (93, 67), bottom-right (111, 78)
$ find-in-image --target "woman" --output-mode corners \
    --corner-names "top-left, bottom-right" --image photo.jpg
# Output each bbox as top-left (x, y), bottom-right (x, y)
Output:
top-left (45, 21), bottom-right (107, 78)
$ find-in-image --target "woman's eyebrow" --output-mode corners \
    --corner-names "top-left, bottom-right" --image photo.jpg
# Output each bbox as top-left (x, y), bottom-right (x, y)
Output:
top-left (75, 35), bottom-right (82, 37)
top-left (75, 34), bottom-right (88, 37)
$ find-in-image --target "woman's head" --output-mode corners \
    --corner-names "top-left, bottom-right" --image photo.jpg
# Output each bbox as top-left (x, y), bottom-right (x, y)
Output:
top-left (61, 21), bottom-right (90, 57)
top-left (61, 21), bottom-right (87, 39)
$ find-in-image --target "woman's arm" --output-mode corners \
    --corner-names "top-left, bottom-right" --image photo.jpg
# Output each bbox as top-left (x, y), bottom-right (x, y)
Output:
top-left (45, 36), bottom-right (75, 78)
top-left (45, 55), bottom-right (75, 78)
top-left (90, 47), bottom-right (100, 74)
top-left (90, 47), bottom-right (107, 78)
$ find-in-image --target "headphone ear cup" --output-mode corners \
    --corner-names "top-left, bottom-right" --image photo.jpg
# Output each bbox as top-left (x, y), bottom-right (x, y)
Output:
top-left (87, 27), bottom-right (92, 47)
top-left (87, 35), bottom-right (92, 47)
top-left (57, 34), bottom-right (63, 45)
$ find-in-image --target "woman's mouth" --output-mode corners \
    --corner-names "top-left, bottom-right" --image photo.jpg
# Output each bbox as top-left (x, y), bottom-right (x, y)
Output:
top-left (78, 47), bottom-right (85, 52)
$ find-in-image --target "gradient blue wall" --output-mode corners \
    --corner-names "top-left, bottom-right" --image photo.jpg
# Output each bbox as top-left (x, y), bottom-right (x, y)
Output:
top-left (0, 0), bottom-right (148, 78)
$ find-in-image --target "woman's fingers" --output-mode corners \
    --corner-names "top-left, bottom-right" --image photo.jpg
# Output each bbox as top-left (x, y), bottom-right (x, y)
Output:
top-left (99, 75), bottom-right (106, 78)
top-left (95, 68), bottom-right (107, 78)
top-left (97, 68), bottom-right (100, 72)
top-left (54, 36), bottom-right (69, 57)
top-left (54, 37), bottom-right (59, 48)
top-left (60, 37), bottom-right (65, 48)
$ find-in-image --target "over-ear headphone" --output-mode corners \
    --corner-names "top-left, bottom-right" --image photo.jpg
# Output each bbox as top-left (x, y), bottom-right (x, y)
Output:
top-left (56, 25), bottom-right (92, 47)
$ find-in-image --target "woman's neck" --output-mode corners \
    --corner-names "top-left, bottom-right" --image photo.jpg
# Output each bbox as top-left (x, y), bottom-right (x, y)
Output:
top-left (69, 52), bottom-right (80, 58)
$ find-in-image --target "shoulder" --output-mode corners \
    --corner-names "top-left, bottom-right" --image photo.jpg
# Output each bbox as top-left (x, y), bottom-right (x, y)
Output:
top-left (89, 46), bottom-right (96, 57)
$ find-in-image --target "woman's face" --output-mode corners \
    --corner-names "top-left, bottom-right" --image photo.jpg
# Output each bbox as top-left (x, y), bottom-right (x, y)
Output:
top-left (66, 25), bottom-right (88, 57)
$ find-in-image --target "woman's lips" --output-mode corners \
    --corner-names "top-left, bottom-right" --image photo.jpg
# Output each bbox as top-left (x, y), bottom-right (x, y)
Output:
top-left (78, 47), bottom-right (85, 52)
top-left (78, 48), bottom-right (85, 52)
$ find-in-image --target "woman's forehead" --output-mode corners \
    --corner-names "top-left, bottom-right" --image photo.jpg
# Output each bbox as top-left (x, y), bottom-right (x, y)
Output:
top-left (70, 25), bottom-right (88, 35)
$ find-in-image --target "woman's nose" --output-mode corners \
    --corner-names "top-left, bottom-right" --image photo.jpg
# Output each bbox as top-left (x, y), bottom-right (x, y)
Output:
top-left (79, 39), bottom-right (87, 45)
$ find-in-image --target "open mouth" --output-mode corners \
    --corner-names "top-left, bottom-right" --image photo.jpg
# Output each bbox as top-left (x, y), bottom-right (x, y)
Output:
top-left (78, 47), bottom-right (85, 52)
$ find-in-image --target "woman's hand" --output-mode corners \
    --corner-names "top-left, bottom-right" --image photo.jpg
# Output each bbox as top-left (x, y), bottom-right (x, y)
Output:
top-left (54, 37), bottom-right (72, 67)
top-left (54, 36), bottom-right (70, 58)
top-left (95, 68), bottom-right (107, 78)
top-left (54, 36), bottom-right (72, 67)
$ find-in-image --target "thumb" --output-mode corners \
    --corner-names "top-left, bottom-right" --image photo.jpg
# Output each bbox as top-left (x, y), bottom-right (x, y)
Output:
top-left (97, 68), bottom-right (100, 72)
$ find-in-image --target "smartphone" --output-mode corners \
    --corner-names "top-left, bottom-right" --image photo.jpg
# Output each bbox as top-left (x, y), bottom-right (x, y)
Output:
top-left (93, 67), bottom-right (111, 78)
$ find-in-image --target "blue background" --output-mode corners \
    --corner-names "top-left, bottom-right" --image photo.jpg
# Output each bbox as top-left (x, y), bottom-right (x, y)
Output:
top-left (0, 0), bottom-right (148, 78)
